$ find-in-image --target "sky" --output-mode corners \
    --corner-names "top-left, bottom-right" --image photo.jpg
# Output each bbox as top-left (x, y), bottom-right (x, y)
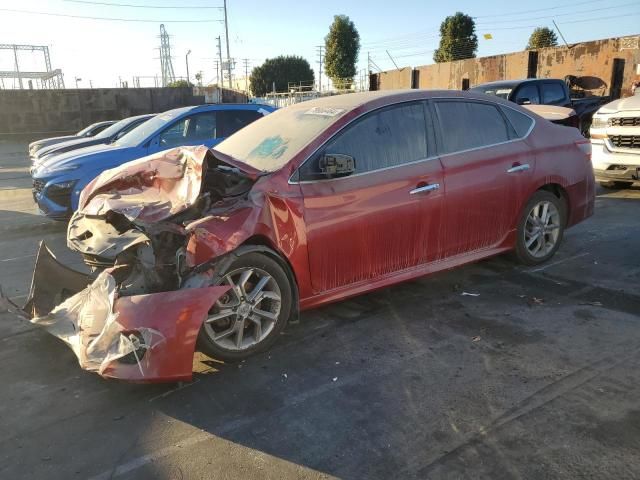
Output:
top-left (0, 0), bottom-right (639, 90)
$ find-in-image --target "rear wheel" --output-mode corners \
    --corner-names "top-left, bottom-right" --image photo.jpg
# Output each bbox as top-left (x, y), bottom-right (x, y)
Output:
top-left (599, 181), bottom-right (633, 189)
top-left (514, 190), bottom-right (566, 266)
top-left (197, 252), bottom-right (292, 362)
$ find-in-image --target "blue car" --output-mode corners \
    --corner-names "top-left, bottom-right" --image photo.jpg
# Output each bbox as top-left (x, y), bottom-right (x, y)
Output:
top-left (31, 103), bottom-right (275, 220)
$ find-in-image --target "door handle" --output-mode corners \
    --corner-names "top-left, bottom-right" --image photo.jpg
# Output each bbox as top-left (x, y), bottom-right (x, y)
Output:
top-left (507, 163), bottom-right (530, 173)
top-left (410, 183), bottom-right (440, 195)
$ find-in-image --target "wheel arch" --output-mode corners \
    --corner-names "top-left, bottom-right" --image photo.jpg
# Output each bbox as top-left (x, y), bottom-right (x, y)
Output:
top-left (537, 183), bottom-right (569, 222)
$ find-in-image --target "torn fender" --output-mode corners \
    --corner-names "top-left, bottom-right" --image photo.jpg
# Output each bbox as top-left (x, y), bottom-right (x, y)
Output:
top-left (11, 242), bottom-right (229, 383)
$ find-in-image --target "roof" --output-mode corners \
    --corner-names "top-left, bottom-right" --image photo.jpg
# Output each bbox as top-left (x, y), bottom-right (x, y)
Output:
top-left (275, 89), bottom-right (515, 112)
top-left (473, 78), bottom-right (564, 89)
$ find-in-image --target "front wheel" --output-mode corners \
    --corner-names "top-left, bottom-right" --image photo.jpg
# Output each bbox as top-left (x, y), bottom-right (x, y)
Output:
top-left (197, 252), bottom-right (292, 362)
top-left (514, 191), bottom-right (566, 266)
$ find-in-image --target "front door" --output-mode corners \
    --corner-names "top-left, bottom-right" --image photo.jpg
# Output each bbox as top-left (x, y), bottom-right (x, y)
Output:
top-left (298, 101), bottom-right (445, 294)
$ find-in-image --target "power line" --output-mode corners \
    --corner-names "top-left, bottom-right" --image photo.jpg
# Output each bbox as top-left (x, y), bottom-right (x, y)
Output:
top-left (476, 1), bottom-right (640, 25)
top-left (0, 7), bottom-right (222, 22)
top-left (64, 0), bottom-right (223, 8)
top-left (473, 0), bottom-right (607, 18)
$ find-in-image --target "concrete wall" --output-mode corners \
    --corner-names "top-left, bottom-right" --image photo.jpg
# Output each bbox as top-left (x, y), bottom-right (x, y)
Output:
top-left (376, 68), bottom-right (413, 90)
top-left (373, 34), bottom-right (640, 96)
top-left (0, 87), bottom-right (206, 136)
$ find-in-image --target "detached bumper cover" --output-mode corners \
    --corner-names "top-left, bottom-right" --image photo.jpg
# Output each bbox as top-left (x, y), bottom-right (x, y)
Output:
top-left (2, 243), bottom-right (229, 383)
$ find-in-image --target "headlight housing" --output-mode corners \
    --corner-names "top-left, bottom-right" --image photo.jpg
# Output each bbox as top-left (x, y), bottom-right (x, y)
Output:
top-left (41, 164), bottom-right (80, 174)
top-left (47, 180), bottom-right (77, 208)
top-left (591, 116), bottom-right (608, 129)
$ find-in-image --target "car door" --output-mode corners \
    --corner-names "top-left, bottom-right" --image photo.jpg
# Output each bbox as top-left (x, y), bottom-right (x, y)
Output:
top-left (433, 99), bottom-right (535, 258)
top-left (512, 83), bottom-right (541, 105)
top-left (151, 111), bottom-right (219, 153)
top-left (297, 101), bottom-right (445, 294)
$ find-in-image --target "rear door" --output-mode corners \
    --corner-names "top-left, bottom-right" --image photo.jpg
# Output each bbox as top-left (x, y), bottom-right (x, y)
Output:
top-left (433, 99), bottom-right (535, 257)
top-left (298, 101), bottom-right (445, 293)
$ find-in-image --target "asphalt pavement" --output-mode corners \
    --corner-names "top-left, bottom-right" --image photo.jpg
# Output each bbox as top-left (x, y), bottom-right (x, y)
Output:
top-left (1, 139), bottom-right (640, 480)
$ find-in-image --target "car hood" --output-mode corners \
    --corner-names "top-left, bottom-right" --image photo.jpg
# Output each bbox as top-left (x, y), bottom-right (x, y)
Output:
top-left (30, 135), bottom-right (78, 150)
top-left (597, 95), bottom-right (640, 114)
top-left (35, 137), bottom-right (107, 160)
top-left (34, 143), bottom-right (132, 175)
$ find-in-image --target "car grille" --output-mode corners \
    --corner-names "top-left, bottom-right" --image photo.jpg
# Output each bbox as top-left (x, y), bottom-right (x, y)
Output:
top-left (610, 135), bottom-right (640, 149)
top-left (609, 117), bottom-right (640, 127)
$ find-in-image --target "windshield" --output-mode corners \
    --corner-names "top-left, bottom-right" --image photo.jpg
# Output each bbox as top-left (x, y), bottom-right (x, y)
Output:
top-left (95, 118), bottom-right (134, 140)
top-left (472, 86), bottom-right (514, 100)
top-left (76, 123), bottom-right (99, 136)
top-left (115, 110), bottom-right (186, 147)
top-left (214, 104), bottom-right (348, 172)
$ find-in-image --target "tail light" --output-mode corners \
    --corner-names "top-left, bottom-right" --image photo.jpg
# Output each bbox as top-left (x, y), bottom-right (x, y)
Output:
top-left (575, 139), bottom-right (592, 159)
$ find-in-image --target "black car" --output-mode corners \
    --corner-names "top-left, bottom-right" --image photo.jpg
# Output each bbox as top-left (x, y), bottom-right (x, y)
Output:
top-left (32, 114), bottom-right (155, 164)
top-left (28, 121), bottom-right (116, 158)
top-left (471, 78), bottom-right (607, 135)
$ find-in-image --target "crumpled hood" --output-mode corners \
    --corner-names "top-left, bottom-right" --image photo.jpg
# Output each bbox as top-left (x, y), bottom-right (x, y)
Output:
top-left (76, 145), bottom-right (208, 223)
top-left (34, 143), bottom-right (129, 175)
top-left (597, 95), bottom-right (640, 114)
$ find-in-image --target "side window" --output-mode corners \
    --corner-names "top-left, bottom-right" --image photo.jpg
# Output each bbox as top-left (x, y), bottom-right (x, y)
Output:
top-left (514, 83), bottom-right (540, 104)
top-left (501, 107), bottom-right (534, 138)
top-left (159, 118), bottom-right (189, 148)
top-left (189, 112), bottom-right (217, 141)
top-left (159, 112), bottom-right (217, 148)
top-left (301, 103), bottom-right (427, 179)
top-left (219, 110), bottom-right (263, 137)
top-left (434, 101), bottom-right (510, 154)
top-left (541, 83), bottom-right (567, 104)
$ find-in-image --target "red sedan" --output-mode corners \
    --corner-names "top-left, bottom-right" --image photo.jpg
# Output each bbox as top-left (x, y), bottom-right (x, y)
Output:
top-left (8, 90), bottom-right (595, 382)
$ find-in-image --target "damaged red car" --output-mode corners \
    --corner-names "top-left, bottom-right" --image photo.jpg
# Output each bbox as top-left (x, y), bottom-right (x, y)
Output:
top-left (3, 90), bottom-right (595, 382)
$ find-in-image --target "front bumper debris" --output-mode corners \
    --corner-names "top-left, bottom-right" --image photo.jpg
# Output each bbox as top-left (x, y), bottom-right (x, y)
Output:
top-left (1, 242), bottom-right (229, 383)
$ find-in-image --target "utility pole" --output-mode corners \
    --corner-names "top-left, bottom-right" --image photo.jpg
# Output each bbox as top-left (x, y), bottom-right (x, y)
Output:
top-left (185, 49), bottom-right (191, 84)
top-left (216, 36), bottom-right (223, 87)
top-left (13, 45), bottom-right (22, 89)
top-left (316, 45), bottom-right (324, 92)
top-left (213, 59), bottom-right (219, 85)
top-left (242, 58), bottom-right (250, 94)
top-left (223, 0), bottom-right (232, 89)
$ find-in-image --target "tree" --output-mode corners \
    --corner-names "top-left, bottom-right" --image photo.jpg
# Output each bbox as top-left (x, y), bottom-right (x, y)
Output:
top-left (167, 79), bottom-right (193, 88)
top-left (324, 14), bottom-right (360, 89)
top-left (526, 27), bottom-right (558, 49)
top-left (433, 12), bottom-right (478, 63)
top-left (249, 55), bottom-right (315, 97)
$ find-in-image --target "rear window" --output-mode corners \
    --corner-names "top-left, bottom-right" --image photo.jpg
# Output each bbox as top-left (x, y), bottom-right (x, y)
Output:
top-left (541, 83), bottom-right (567, 104)
top-left (434, 100), bottom-right (510, 154)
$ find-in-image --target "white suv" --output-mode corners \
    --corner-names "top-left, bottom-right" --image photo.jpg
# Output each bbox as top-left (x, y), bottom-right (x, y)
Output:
top-left (590, 95), bottom-right (640, 188)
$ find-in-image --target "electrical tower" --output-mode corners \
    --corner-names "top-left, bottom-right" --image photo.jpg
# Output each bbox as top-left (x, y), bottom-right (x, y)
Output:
top-left (0, 44), bottom-right (64, 89)
top-left (159, 24), bottom-right (176, 87)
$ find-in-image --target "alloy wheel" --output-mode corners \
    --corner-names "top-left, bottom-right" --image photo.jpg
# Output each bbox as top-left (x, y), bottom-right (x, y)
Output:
top-left (524, 200), bottom-right (561, 258)
top-left (204, 267), bottom-right (282, 351)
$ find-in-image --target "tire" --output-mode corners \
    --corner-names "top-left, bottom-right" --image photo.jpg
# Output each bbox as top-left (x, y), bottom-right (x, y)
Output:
top-left (197, 251), bottom-right (292, 362)
top-left (598, 181), bottom-right (633, 189)
top-left (514, 190), bottom-right (566, 266)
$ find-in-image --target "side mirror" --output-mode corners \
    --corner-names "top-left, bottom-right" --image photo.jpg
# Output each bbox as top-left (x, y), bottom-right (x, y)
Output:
top-left (319, 153), bottom-right (355, 176)
top-left (517, 97), bottom-right (531, 105)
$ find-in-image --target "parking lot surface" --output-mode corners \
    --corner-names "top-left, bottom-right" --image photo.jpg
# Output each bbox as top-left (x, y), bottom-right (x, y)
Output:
top-left (1, 139), bottom-right (640, 479)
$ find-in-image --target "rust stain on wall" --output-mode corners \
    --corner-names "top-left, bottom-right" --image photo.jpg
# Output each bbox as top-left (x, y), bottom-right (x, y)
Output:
top-left (373, 35), bottom-right (640, 96)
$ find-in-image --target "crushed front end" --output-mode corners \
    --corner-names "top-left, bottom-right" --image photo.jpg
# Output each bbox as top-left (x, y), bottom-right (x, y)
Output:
top-left (1, 146), bottom-right (264, 382)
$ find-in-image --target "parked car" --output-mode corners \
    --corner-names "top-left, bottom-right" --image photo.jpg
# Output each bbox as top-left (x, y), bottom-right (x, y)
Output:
top-left (590, 94), bottom-right (640, 188)
top-left (10, 90), bottom-right (595, 382)
top-left (471, 78), bottom-right (607, 135)
top-left (28, 121), bottom-right (116, 158)
top-left (31, 103), bottom-right (275, 220)
top-left (32, 114), bottom-right (155, 165)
